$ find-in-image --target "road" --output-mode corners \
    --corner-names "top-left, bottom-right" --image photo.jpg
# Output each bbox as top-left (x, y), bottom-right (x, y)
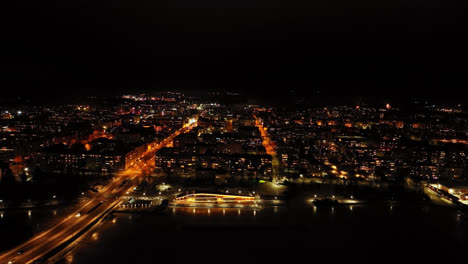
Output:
top-left (423, 184), bottom-right (457, 207)
top-left (253, 115), bottom-right (279, 182)
top-left (0, 118), bottom-right (198, 264)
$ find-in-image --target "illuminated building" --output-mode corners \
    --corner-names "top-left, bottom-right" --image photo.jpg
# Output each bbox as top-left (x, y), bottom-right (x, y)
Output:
top-left (174, 192), bottom-right (255, 204)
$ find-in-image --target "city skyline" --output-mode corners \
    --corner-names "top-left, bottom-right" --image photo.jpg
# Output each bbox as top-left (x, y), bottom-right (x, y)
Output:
top-left (1, 0), bottom-right (468, 262)
top-left (1, 92), bottom-right (468, 263)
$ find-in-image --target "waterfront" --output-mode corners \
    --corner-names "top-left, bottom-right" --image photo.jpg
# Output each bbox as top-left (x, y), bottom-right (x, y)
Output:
top-left (56, 201), bottom-right (468, 263)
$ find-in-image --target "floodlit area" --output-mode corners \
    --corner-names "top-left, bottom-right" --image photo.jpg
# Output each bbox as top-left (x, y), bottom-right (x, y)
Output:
top-left (428, 183), bottom-right (468, 205)
top-left (174, 193), bottom-right (256, 205)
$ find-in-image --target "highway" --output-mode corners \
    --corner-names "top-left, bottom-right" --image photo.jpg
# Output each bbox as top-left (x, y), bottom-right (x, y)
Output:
top-left (0, 118), bottom-right (198, 264)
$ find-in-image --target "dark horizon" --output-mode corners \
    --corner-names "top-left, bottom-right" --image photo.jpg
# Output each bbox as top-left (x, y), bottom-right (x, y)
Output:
top-left (1, 1), bottom-right (468, 260)
top-left (2, 0), bottom-right (468, 97)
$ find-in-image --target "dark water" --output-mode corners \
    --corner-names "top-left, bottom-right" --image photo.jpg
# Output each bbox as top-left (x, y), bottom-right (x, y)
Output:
top-left (60, 202), bottom-right (468, 263)
top-left (0, 206), bottom-right (69, 252)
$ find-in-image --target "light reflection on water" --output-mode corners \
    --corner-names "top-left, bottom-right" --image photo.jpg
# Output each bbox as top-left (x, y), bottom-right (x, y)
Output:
top-left (0, 206), bottom-right (70, 251)
top-left (32, 204), bottom-right (468, 263)
top-left (171, 206), bottom-right (263, 216)
top-left (65, 254), bottom-right (73, 264)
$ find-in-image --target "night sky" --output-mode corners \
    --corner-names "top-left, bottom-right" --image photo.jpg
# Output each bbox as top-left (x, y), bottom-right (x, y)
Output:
top-left (2, 0), bottom-right (467, 97)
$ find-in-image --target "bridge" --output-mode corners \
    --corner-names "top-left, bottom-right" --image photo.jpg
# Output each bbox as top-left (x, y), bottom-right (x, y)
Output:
top-left (0, 118), bottom-right (198, 264)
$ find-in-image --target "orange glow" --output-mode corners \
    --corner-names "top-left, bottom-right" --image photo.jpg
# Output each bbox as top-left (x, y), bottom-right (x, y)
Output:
top-left (0, 116), bottom-right (201, 264)
top-left (226, 120), bottom-right (233, 132)
top-left (117, 116), bottom-right (197, 177)
top-left (294, 120), bottom-right (303, 125)
top-left (254, 115), bottom-right (276, 156)
top-left (434, 139), bottom-right (468, 145)
top-left (14, 155), bottom-right (23, 163)
top-left (175, 193), bottom-right (255, 204)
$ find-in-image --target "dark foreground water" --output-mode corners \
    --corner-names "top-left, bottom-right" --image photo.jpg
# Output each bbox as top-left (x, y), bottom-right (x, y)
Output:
top-left (0, 206), bottom-right (71, 252)
top-left (57, 201), bottom-right (468, 263)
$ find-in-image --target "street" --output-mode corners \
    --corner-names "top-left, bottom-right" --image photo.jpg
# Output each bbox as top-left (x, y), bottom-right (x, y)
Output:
top-left (0, 119), bottom-right (198, 264)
